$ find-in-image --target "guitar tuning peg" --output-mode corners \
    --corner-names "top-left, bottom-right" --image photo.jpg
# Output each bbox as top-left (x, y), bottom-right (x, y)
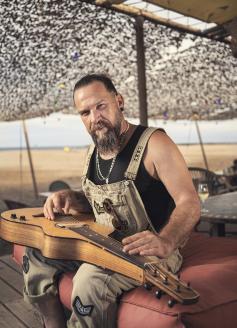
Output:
top-left (144, 282), bottom-right (153, 290)
top-left (175, 285), bottom-right (181, 293)
top-left (168, 299), bottom-right (177, 308)
top-left (163, 276), bottom-right (169, 285)
top-left (155, 290), bottom-right (164, 299)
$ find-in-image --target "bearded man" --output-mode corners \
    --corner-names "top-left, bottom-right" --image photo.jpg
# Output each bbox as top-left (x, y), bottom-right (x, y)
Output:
top-left (23, 74), bottom-right (200, 328)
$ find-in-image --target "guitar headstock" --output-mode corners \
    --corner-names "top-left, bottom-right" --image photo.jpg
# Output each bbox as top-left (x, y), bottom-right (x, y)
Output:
top-left (144, 262), bottom-right (199, 306)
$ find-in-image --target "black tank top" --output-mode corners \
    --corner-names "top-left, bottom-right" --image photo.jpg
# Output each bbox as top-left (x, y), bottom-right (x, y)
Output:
top-left (88, 125), bottom-right (175, 232)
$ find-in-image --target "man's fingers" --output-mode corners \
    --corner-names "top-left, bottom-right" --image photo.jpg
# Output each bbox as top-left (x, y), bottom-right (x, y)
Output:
top-left (123, 231), bottom-right (173, 258)
top-left (122, 236), bottom-right (152, 253)
top-left (53, 197), bottom-right (64, 213)
top-left (44, 196), bottom-right (62, 220)
top-left (43, 190), bottom-right (75, 220)
top-left (44, 199), bottom-right (55, 220)
top-left (125, 243), bottom-right (153, 255)
top-left (122, 231), bottom-right (149, 245)
top-left (122, 235), bottom-right (138, 245)
top-left (64, 199), bottom-right (71, 214)
top-left (122, 231), bottom-right (169, 257)
top-left (43, 206), bottom-right (49, 219)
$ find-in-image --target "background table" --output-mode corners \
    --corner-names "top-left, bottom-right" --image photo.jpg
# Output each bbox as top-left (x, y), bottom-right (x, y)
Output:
top-left (200, 191), bottom-right (237, 236)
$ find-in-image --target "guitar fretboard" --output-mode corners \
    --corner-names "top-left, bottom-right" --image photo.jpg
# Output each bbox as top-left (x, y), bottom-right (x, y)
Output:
top-left (69, 225), bottom-right (146, 268)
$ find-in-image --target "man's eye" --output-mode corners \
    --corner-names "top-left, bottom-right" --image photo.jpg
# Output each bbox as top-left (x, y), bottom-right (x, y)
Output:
top-left (98, 103), bottom-right (106, 109)
top-left (81, 111), bottom-right (90, 117)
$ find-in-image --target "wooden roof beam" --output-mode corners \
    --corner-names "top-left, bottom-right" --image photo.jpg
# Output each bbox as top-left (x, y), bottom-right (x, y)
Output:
top-left (96, 1), bottom-right (202, 33)
top-left (95, 0), bottom-right (230, 42)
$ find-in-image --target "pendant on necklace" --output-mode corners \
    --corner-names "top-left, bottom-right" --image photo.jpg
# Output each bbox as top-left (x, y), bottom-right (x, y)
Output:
top-left (105, 178), bottom-right (109, 184)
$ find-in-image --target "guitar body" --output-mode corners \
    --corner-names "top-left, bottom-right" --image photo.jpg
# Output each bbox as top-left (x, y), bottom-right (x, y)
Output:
top-left (0, 208), bottom-right (144, 282)
top-left (0, 208), bottom-right (200, 305)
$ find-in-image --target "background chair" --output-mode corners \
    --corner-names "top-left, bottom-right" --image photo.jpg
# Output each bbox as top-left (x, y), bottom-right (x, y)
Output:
top-left (3, 199), bottom-right (28, 210)
top-left (188, 167), bottom-right (237, 196)
top-left (48, 180), bottom-right (71, 192)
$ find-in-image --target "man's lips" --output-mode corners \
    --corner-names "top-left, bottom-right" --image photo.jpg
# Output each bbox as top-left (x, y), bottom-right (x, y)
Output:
top-left (92, 124), bottom-right (108, 133)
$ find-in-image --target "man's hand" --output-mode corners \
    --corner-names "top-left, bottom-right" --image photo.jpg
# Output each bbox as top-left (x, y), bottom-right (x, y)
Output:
top-left (43, 189), bottom-right (83, 220)
top-left (122, 230), bottom-right (174, 258)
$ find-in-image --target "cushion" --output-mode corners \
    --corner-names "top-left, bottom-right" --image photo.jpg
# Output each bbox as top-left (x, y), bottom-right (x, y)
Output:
top-left (117, 233), bottom-right (237, 327)
top-left (13, 233), bottom-right (237, 327)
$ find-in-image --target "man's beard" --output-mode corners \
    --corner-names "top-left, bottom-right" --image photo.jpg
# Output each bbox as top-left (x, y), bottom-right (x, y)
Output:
top-left (91, 120), bottom-right (122, 155)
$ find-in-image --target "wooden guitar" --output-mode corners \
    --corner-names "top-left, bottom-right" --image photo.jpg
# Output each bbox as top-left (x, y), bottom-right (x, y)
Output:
top-left (0, 207), bottom-right (199, 306)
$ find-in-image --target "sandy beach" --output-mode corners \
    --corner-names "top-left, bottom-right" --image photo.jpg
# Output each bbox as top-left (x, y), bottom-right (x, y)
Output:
top-left (0, 144), bottom-right (236, 209)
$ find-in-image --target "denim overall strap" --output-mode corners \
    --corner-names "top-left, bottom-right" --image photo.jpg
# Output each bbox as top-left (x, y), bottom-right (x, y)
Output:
top-left (82, 144), bottom-right (95, 178)
top-left (124, 127), bottom-right (157, 180)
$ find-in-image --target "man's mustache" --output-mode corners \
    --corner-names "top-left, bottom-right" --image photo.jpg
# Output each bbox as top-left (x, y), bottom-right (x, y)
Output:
top-left (91, 120), bottom-right (111, 133)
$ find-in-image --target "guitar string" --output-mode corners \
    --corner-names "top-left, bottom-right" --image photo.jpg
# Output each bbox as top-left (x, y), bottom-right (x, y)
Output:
top-left (70, 224), bottom-right (145, 267)
top-left (76, 226), bottom-right (168, 274)
top-left (81, 227), bottom-right (181, 288)
top-left (62, 217), bottom-right (173, 279)
top-left (63, 216), bottom-right (125, 249)
top-left (83, 227), bottom-right (188, 287)
top-left (63, 216), bottom-right (154, 262)
top-left (66, 220), bottom-right (160, 268)
top-left (62, 219), bottom-right (183, 289)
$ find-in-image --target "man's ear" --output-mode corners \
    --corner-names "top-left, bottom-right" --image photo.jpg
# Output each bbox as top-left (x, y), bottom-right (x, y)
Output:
top-left (116, 93), bottom-right (124, 111)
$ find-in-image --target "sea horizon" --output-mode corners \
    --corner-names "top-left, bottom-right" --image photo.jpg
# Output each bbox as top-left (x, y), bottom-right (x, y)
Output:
top-left (1, 113), bottom-right (237, 148)
top-left (1, 141), bottom-right (237, 151)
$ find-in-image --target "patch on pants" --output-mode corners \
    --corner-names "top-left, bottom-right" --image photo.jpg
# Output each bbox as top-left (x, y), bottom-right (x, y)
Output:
top-left (73, 296), bottom-right (94, 317)
top-left (22, 255), bottom-right (29, 273)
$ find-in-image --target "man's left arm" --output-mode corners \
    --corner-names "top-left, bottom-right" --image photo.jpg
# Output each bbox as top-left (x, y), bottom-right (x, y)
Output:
top-left (122, 131), bottom-right (200, 258)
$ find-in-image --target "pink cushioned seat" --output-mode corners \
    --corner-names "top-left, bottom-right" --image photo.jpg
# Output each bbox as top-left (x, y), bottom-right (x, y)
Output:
top-left (13, 233), bottom-right (237, 327)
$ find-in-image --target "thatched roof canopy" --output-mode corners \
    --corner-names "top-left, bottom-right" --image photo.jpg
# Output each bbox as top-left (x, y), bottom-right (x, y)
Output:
top-left (0, 0), bottom-right (236, 121)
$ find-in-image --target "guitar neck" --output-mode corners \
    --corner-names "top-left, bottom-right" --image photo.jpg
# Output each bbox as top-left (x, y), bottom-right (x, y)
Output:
top-left (69, 225), bottom-right (200, 305)
top-left (69, 225), bottom-right (146, 269)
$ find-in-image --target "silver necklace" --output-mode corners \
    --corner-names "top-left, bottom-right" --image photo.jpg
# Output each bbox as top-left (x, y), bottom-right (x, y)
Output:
top-left (96, 121), bottom-right (130, 184)
top-left (96, 149), bottom-right (117, 184)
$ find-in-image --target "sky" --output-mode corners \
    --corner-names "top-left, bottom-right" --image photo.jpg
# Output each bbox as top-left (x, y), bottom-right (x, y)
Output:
top-left (0, 113), bottom-right (236, 149)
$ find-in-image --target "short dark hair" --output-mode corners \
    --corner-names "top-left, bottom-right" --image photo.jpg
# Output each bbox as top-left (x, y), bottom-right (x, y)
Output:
top-left (73, 74), bottom-right (118, 101)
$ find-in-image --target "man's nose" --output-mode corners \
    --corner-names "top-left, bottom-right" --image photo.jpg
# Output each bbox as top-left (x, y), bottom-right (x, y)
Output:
top-left (90, 109), bottom-right (100, 123)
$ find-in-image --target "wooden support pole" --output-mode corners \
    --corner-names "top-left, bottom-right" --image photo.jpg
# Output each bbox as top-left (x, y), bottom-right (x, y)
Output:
top-left (22, 120), bottom-right (38, 199)
top-left (194, 120), bottom-right (209, 170)
top-left (135, 16), bottom-right (148, 127)
top-left (224, 17), bottom-right (237, 58)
